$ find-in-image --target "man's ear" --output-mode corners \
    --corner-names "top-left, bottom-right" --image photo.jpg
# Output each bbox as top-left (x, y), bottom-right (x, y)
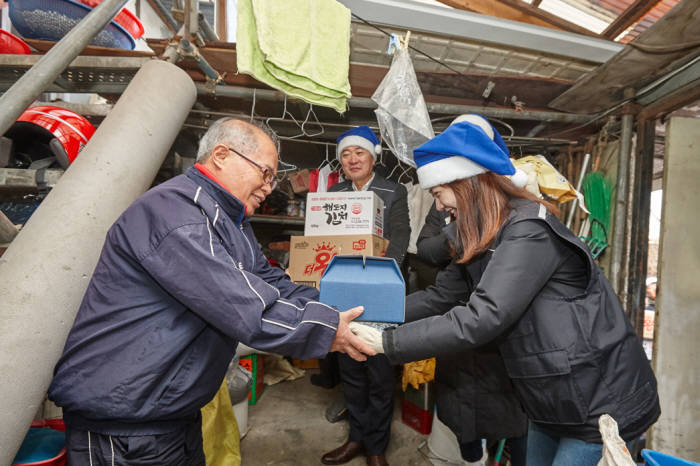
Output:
top-left (210, 144), bottom-right (229, 169)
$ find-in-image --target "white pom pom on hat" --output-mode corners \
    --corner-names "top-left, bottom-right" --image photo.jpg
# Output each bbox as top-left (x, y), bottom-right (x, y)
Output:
top-left (509, 168), bottom-right (529, 188)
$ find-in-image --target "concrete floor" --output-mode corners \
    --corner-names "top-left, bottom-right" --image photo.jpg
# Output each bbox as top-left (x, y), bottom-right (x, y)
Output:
top-left (240, 369), bottom-right (432, 466)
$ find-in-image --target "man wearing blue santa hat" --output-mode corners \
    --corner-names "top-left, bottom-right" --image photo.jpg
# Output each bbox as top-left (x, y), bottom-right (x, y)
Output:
top-left (320, 126), bottom-right (410, 466)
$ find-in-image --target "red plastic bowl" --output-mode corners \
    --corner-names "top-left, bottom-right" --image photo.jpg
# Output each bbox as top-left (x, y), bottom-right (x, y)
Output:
top-left (74, 0), bottom-right (144, 39)
top-left (0, 29), bottom-right (32, 54)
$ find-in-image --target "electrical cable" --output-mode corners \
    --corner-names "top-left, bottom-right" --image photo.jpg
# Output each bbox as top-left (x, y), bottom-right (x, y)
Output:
top-left (351, 12), bottom-right (468, 77)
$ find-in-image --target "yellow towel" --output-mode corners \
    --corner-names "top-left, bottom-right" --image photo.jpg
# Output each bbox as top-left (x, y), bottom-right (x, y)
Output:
top-left (237, 0), bottom-right (352, 113)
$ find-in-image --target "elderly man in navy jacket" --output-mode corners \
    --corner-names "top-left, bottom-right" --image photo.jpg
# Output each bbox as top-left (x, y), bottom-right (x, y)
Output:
top-left (48, 117), bottom-right (374, 465)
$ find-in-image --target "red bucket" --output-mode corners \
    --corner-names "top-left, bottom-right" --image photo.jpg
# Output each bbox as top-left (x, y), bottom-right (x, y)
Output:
top-left (12, 420), bottom-right (66, 466)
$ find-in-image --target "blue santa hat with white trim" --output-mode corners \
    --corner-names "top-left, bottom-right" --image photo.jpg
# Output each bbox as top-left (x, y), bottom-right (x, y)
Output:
top-left (336, 125), bottom-right (382, 160)
top-left (413, 114), bottom-right (528, 189)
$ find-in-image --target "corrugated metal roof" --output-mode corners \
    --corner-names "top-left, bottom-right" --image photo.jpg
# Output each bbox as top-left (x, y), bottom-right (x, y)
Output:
top-left (349, 22), bottom-right (598, 81)
top-left (557, 0), bottom-right (683, 42)
top-left (426, 0), bottom-right (683, 43)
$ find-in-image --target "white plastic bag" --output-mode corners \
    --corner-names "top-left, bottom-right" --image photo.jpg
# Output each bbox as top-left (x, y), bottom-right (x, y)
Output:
top-left (372, 47), bottom-right (434, 167)
top-left (597, 414), bottom-right (636, 466)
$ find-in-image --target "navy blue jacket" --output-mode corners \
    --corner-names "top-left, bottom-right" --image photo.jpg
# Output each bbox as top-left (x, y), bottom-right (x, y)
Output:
top-left (49, 166), bottom-right (339, 435)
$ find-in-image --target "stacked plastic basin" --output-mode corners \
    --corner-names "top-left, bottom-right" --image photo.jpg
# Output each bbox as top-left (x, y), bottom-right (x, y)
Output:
top-left (8, 0), bottom-right (144, 50)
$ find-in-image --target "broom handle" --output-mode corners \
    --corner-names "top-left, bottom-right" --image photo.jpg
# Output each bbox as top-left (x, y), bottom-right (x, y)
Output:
top-left (566, 153), bottom-right (591, 229)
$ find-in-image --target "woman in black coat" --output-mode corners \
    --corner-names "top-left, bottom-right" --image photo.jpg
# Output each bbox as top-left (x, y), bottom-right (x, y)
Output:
top-left (415, 201), bottom-right (527, 464)
top-left (350, 115), bottom-right (660, 466)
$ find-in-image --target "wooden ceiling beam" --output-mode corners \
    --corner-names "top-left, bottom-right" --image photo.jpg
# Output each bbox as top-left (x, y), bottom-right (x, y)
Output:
top-left (496, 0), bottom-right (601, 37)
top-left (437, 0), bottom-right (599, 38)
top-left (215, 0), bottom-right (227, 42)
top-left (531, 0), bottom-right (543, 7)
top-left (601, 0), bottom-right (661, 40)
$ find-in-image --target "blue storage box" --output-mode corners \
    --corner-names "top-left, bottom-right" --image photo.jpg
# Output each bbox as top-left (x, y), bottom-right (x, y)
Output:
top-left (641, 449), bottom-right (698, 466)
top-left (320, 255), bottom-right (405, 323)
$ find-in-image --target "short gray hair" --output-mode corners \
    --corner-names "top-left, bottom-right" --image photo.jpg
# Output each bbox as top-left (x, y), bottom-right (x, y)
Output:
top-left (196, 117), bottom-right (280, 162)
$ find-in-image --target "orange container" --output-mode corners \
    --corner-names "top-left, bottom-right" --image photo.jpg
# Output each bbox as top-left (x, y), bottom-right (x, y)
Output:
top-left (0, 29), bottom-right (31, 54)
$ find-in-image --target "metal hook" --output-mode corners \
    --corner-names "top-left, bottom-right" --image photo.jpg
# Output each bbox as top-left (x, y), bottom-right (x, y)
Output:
top-left (250, 88), bottom-right (256, 123)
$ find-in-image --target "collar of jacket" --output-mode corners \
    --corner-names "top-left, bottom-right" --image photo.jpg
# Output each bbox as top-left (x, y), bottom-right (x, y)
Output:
top-left (186, 165), bottom-right (246, 227)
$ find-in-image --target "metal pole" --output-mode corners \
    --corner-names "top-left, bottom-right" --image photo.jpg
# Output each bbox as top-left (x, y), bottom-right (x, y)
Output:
top-left (148, 0), bottom-right (180, 31)
top-left (0, 0), bottom-right (128, 135)
top-left (620, 128), bottom-right (637, 310)
top-left (196, 84), bottom-right (594, 123)
top-left (183, 0), bottom-right (199, 40)
top-left (0, 60), bottom-right (196, 463)
top-left (610, 89), bottom-right (636, 294)
top-left (198, 13), bottom-right (219, 41)
top-left (566, 152), bottom-right (591, 228)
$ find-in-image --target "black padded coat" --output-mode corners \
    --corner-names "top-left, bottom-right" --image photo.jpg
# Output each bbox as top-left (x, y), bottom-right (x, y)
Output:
top-left (386, 199), bottom-right (660, 443)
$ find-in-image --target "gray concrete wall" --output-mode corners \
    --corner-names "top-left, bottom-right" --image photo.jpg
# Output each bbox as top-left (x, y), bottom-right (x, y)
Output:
top-left (0, 60), bottom-right (196, 463)
top-left (650, 116), bottom-right (700, 461)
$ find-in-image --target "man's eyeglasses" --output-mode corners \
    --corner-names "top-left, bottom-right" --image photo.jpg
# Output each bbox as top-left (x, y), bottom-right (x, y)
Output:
top-left (227, 147), bottom-right (277, 189)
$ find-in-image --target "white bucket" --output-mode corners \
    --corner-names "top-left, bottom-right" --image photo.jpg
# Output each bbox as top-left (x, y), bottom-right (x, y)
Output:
top-left (425, 412), bottom-right (484, 466)
top-left (232, 398), bottom-right (249, 438)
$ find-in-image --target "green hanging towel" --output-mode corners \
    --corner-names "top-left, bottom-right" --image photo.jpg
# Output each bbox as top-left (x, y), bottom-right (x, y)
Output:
top-left (237, 0), bottom-right (352, 113)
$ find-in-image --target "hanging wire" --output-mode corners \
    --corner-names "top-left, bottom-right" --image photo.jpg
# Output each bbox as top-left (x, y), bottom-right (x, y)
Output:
top-left (351, 12), bottom-right (468, 77)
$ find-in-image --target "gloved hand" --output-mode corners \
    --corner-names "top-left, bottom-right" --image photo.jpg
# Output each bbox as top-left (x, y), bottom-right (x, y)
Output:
top-left (348, 322), bottom-right (385, 354)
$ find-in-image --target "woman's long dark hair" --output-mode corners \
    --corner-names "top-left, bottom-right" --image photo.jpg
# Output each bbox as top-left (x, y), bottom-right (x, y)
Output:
top-left (449, 172), bottom-right (559, 264)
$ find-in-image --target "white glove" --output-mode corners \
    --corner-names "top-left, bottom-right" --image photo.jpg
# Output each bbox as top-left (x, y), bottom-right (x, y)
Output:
top-left (348, 322), bottom-right (385, 354)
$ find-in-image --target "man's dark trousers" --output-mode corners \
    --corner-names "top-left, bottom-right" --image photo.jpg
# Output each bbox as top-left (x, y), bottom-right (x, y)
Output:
top-left (64, 416), bottom-right (205, 466)
top-left (339, 353), bottom-right (394, 455)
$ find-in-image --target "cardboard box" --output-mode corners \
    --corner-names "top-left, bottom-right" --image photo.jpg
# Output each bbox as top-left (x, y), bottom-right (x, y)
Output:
top-left (304, 192), bottom-right (384, 237)
top-left (239, 354), bottom-right (264, 405)
top-left (288, 235), bottom-right (388, 289)
top-left (643, 309), bottom-right (655, 340)
top-left (320, 255), bottom-right (405, 323)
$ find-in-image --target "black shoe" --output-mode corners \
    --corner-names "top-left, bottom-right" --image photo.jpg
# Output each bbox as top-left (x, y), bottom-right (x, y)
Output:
top-left (325, 394), bottom-right (348, 423)
top-left (321, 441), bottom-right (365, 465)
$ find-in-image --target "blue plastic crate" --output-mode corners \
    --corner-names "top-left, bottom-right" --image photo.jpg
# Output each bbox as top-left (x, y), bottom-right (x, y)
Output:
top-left (320, 255), bottom-right (405, 323)
top-left (642, 449), bottom-right (698, 466)
top-left (9, 0), bottom-right (135, 50)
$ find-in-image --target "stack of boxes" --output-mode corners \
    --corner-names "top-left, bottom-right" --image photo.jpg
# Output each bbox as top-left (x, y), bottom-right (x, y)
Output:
top-left (288, 191), bottom-right (388, 289)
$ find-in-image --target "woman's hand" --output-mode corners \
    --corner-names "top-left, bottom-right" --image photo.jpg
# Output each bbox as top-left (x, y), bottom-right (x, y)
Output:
top-left (348, 322), bottom-right (385, 354)
top-left (330, 306), bottom-right (377, 361)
